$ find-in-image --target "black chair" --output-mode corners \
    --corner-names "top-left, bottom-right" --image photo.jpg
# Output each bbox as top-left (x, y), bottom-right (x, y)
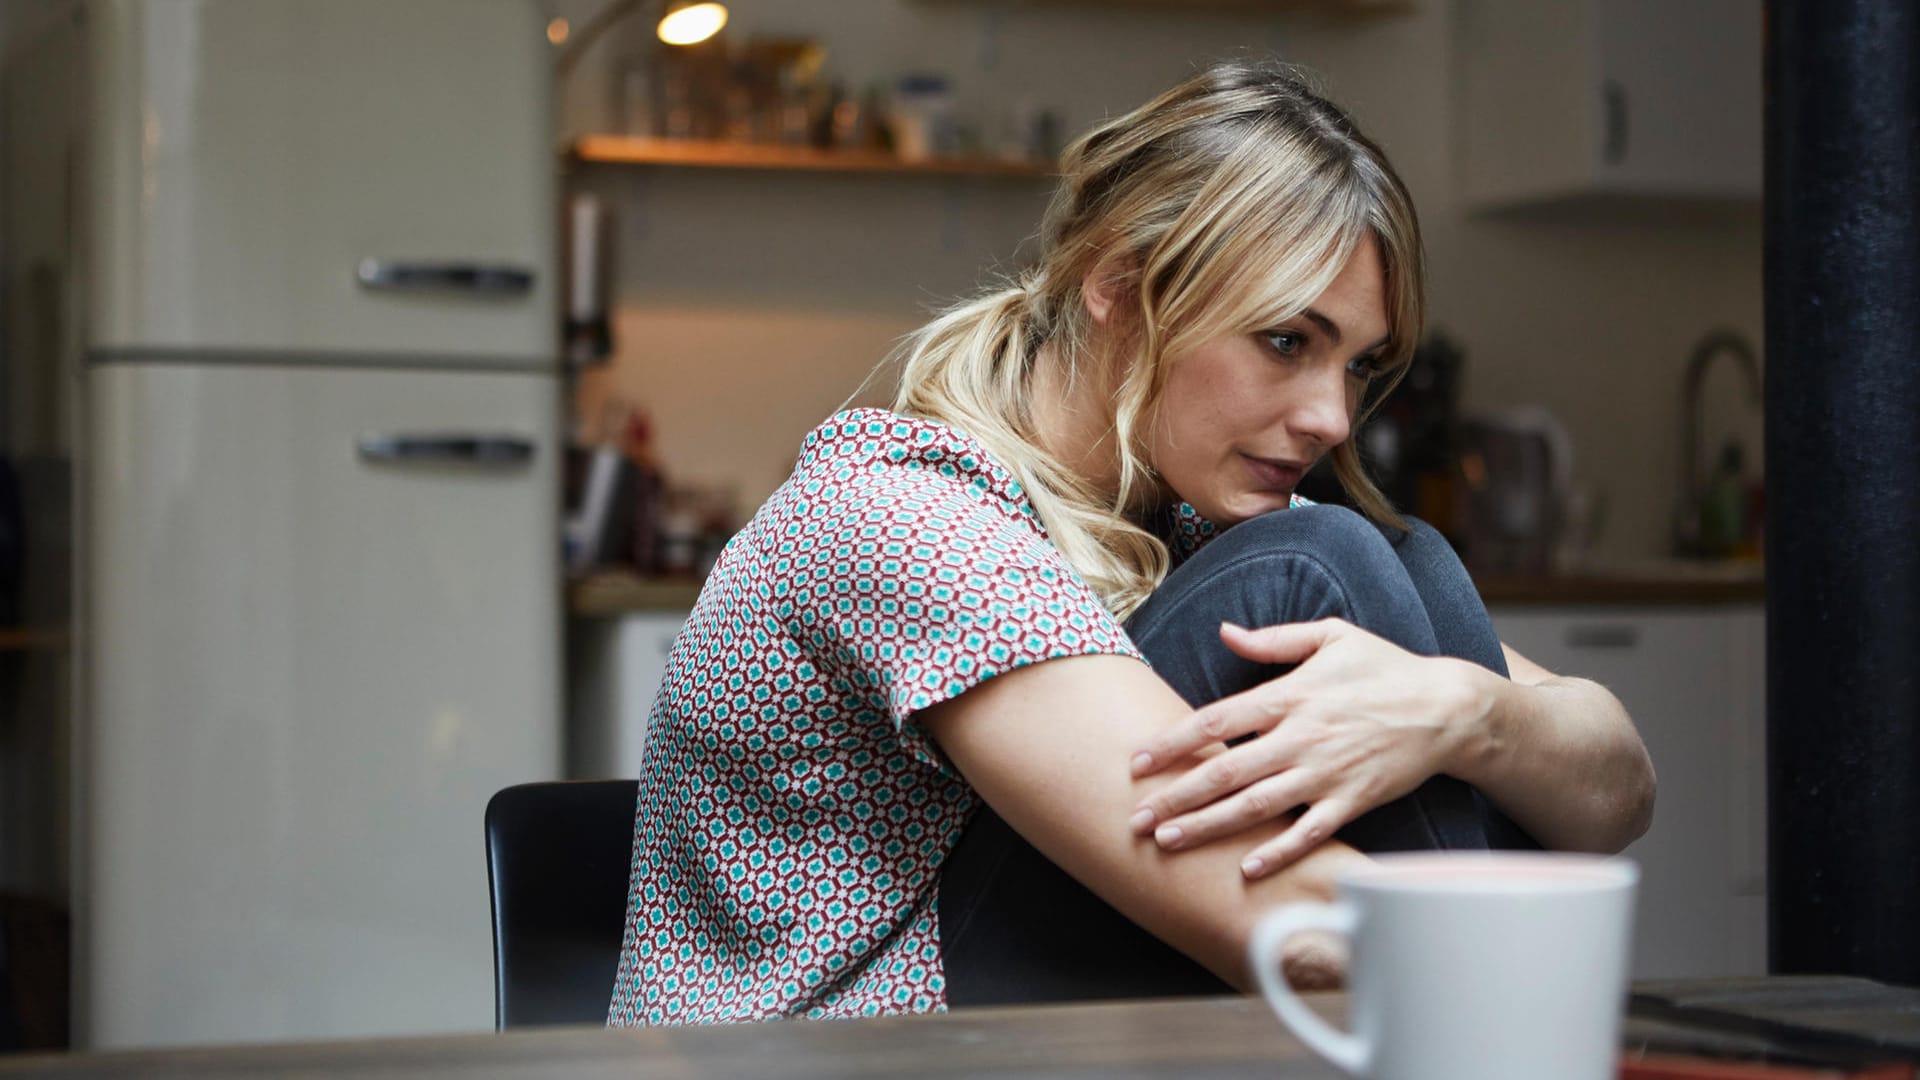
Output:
top-left (483, 779), bottom-right (639, 1029)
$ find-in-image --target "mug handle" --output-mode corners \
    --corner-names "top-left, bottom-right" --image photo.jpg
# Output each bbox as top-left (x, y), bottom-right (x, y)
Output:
top-left (1249, 901), bottom-right (1372, 1076)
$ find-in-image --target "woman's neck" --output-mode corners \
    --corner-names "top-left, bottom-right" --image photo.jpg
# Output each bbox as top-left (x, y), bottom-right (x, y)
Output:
top-left (1029, 340), bottom-right (1148, 511)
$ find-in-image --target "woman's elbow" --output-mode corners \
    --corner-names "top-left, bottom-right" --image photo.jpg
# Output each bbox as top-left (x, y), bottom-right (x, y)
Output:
top-left (1554, 747), bottom-right (1654, 855)
top-left (1622, 748), bottom-right (1657, 848)
top-left (1595, 690), bottom-right (1657, 852)
top-left (1587, 745), bottom-right (1656, 853)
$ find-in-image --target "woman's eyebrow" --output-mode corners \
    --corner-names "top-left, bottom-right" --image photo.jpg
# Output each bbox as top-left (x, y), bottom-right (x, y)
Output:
top-left (1301, 308), bottom-right (1390, 353)
top-left (1301, 308), bottom-right (1344, 344)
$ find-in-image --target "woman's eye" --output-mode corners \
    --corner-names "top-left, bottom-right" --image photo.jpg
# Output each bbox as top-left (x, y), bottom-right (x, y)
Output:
top-left (1347, 353), bottom-right (1383, 379)
top-left (1263, 330), bottom-right (1305, 357)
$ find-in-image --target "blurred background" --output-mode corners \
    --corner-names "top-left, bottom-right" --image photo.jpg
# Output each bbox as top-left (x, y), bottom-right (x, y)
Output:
top-left (0, 0), bottom-right (1767, 1055)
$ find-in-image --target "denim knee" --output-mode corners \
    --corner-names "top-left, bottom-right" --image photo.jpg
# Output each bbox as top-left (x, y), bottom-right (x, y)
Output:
top-left (1389, 514), bottom-right (1438, 548)
top-left (1199, 503), bottom-right (1404, 586)
top-left (1128, 502), bottom-right (1440, 666)
top-left (1384, 515), bottom-right (1450, 562)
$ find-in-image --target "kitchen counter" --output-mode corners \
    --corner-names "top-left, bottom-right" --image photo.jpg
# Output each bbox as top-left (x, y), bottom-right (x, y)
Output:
top-left (1476, 559), bottom-right (1765, 607)
top-left (569, 561), bottom-right (1766, 616)
top-left (569, 571), bottom-right (706, 616)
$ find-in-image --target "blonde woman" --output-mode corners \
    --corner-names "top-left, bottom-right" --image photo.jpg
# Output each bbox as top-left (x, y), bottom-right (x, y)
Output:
top-left (607, 60), bottom-right (1655, 1025)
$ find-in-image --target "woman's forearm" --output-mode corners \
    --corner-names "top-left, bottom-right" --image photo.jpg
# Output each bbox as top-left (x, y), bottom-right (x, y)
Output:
top-left (1444, 661), bottom-right (1656, 853)
top-left (921, 652), bottom-right (1370, 990)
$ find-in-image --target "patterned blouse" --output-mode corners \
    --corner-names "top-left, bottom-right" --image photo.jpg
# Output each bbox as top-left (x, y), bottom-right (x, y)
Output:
top-left (607, 408), bottom-right (1303, 1026)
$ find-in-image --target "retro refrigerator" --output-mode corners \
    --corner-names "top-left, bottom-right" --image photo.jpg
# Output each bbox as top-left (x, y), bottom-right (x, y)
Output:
top-left (70, 0), bottom-right (562, 1048)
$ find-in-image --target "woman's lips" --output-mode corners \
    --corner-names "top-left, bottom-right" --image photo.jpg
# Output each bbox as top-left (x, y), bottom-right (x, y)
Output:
top-left (1240, 453), bottom-right (1304, 492)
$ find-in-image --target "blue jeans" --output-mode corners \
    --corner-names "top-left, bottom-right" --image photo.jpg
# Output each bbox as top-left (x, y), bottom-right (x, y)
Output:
top-left (937, 505), bottom-right (1536, 1006)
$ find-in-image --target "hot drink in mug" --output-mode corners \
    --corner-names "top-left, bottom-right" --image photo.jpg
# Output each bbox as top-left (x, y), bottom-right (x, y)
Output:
top-left (1250, 852), bottom-right (1639, 1080)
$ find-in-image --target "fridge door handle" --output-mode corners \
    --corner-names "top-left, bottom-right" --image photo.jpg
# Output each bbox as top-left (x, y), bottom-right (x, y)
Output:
top-left (355, 258), bottom-right (535, 296)
top-left (356, 433), bottom-right (537, 467)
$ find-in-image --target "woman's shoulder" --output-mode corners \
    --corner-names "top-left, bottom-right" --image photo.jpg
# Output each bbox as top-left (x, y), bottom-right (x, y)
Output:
top-left (795, 407), bottom-right (995, 469)
top-left (790, 407), bottom-right (1042, 530)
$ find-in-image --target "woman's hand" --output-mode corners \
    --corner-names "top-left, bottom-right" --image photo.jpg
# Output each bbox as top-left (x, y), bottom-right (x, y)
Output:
top-left (1127, 619), bottom-right (1491, 880)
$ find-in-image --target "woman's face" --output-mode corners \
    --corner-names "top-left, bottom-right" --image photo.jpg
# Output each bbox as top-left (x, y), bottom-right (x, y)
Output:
top-left (1142, 239), bottom-right (1391, 525)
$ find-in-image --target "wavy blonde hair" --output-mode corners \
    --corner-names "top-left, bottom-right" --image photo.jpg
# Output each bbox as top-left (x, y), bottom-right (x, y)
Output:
top-left (888, 60), bottom-right (1426, 619)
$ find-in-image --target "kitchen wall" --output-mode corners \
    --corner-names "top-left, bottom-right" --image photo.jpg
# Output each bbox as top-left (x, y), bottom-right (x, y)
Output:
top-left (558, 0), bottom-right (1764, 562)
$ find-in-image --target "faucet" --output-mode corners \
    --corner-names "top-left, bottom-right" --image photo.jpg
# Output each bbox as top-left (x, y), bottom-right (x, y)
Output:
top-left (1676, 329), bottom-right (1763, 556)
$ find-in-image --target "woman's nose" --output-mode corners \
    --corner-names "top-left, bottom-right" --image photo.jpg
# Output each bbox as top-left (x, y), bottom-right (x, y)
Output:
top-left (1287, 370), bottom-right (1352, 449)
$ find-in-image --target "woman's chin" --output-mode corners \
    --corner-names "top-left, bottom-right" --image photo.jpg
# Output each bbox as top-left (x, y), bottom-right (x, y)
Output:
top-left (1224, 489), bottom-right (1295, 520)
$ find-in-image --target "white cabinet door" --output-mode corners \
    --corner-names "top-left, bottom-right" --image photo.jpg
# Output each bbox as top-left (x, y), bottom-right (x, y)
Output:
top-left (86, 363), bottom-right (562, 1048)
top-left (87, 0), bottom-right (554, 362)
top-left (1490, 606), bottom-right (1767, 979)
top-left (1456, 0), bottom-right (1762, 209)
top-left (568, 611), bottom-right (686, 781)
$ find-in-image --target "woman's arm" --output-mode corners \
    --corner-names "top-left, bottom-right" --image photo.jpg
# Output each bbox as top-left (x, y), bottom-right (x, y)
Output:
top-left (1125, 621), bottom-right (1656, 873)
top-left (1443, 642), bottom-right (1656, 854)
top-left (917, 652), bottom-right (1370, 991)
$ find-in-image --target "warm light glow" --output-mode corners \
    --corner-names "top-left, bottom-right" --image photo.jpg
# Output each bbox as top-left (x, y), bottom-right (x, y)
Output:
top-left (657, 2), bottom-right (727, 46)
top-left (546, 17), bottom-right (570, 45)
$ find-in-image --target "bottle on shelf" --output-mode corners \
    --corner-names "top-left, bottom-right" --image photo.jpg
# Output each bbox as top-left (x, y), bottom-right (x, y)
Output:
top-left (621, 408), bottom-right (666, 576)
top-left (890, 73), bottom-right (954, 161)
top-left (856, 82), bottom-right (894, 153)
top-left (1699, 441), bottom-right (1750, 560)
top-left (656, 488), bottom-right (702, 579)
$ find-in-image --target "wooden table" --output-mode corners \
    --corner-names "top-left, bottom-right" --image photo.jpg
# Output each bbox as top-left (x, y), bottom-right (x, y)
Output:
top-left (0, 996), bottom-right (1309, 1079)
top-left (4, 985), bottom-right (1914, 1079)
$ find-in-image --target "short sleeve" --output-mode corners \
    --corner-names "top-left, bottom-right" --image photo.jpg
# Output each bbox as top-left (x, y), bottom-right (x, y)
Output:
top-left (779, 449), bottom-right (1144, 777)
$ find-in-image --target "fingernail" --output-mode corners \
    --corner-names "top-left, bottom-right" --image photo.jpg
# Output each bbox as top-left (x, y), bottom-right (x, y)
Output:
top-left (1130, 752), bottom-right (1152, 775)
top-left (1155, 824), bottom-right (1184, 848)
top-left (1241, 855), bottom-right (1266, 878)
top-left (1129, 808), bottom-right (1155, 833)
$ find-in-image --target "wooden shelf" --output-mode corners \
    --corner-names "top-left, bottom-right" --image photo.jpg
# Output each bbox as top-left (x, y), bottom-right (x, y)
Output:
top-left (0, 627), bottom-right (67, 652)
top-left (570, 136), bottom-right (1056, 178)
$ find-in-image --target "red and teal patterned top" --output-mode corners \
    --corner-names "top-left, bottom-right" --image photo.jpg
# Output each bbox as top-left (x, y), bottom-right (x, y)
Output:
top-left (606, 408), bottom-right (1304, 1026)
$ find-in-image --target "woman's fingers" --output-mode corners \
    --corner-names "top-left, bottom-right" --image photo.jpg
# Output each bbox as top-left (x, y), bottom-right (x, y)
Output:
top-left (1130, 731), bottom-right (1297, 833)
top-left (1130, 620), bottom-right (1344, 779)
top-left (1239, 800), bottom-right (1354, 880)
top-left (1129, 689), bottom-right (1282, 781)
top-left (1218, 619), bottom-right (1345, 665)
top-left (1146, 769), bottom-right (1322, 851)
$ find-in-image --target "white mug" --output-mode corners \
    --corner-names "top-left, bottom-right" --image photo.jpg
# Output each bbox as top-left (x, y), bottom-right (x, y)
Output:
top-left (1250, 852), bottom-right (1639, 1080)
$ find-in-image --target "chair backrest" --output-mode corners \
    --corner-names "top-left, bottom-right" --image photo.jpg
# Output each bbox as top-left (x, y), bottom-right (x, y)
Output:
top-left (484, 779), bottom-right (640, 1029)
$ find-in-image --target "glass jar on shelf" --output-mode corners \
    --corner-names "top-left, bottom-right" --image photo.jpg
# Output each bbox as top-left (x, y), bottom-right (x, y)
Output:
top-left (890, 74), bottom-right (954, 161)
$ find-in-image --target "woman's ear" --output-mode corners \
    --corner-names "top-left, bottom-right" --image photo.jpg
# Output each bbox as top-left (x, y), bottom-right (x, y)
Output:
top-left (1080, 252), bottom-right (1137, 327)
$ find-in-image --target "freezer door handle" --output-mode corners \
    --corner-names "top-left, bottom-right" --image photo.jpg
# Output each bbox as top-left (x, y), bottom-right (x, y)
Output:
top-left (357, 433), bottom-right (537, 467)
top-left (355, 258), bottom-right (535, 296)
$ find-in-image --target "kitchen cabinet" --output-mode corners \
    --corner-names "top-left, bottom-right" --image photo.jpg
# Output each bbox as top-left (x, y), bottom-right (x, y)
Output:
top-left (1490, 604), bottom-right (1766, 980)
top-left (1456, 0), bottom-right (1761, 209)
top-left (568, 609), bottom-right (686, 781)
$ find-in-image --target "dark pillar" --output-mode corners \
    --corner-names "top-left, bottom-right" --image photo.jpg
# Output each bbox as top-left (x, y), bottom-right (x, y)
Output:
top-left (1764, 0), bottom-right (1920, 983)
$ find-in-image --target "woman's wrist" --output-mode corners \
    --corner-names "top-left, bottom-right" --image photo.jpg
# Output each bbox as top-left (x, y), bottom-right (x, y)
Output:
top-left (1435, 656), bottom-right (1513, 785)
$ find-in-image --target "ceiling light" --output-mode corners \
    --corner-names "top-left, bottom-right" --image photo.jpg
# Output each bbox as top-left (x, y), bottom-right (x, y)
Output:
top-left (657, 2), bottom-right (727, 46)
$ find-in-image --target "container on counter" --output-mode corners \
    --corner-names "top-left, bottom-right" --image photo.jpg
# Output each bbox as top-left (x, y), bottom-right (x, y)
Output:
top-left (657, 491), bottom-right (703, 579)
top-left (997, 98), bottom-right (1061, 163)
top-left (890, 74), bottom-right (954, 161)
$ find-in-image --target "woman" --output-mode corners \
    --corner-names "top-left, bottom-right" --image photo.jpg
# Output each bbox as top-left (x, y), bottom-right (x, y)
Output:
top-left (607, 60), bottom-right (1655, 1026)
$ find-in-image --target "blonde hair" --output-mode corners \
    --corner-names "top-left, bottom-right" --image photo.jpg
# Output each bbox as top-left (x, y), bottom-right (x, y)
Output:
top-left (888, 59), bottom-right (1426, 619)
